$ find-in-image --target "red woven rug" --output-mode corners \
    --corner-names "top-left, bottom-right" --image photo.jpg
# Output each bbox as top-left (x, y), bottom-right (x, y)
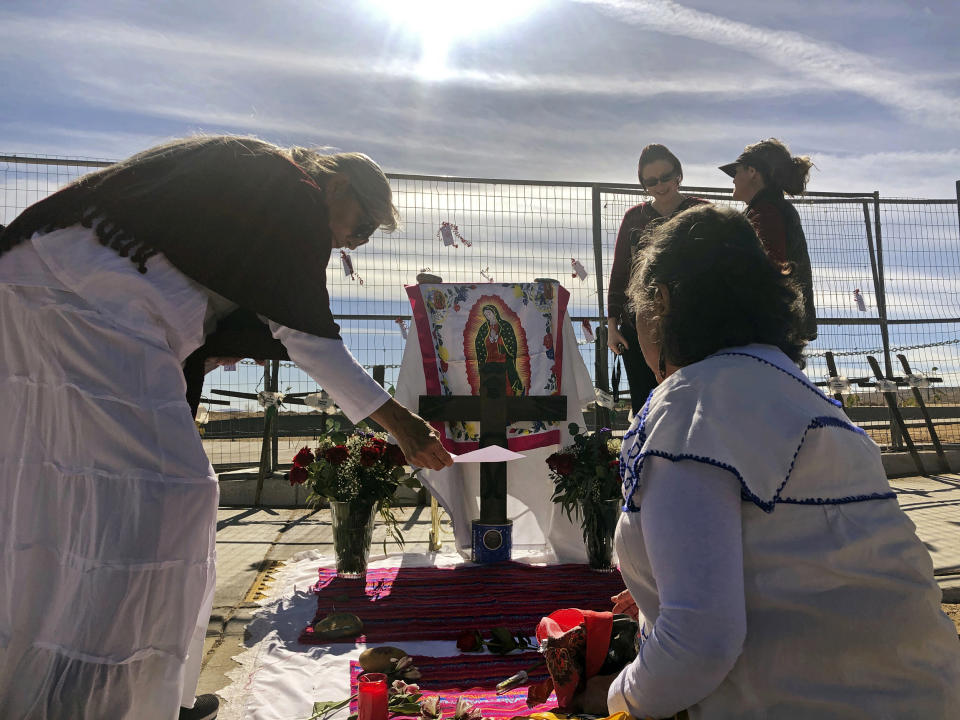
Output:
top-left (299, 562), bottom-right (625, 644)
top-left (348, 652), bottom-right (555, 719)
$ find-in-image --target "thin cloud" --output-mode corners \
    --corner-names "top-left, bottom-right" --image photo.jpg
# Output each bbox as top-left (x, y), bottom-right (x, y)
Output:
top-left (2, 7), bottom-right (958, 194)
top-left (0, 13), bottom-right (817, 101)
top-left (576, 0), bottom-right (960, 127)
top-left (811, 149), bottom-right (960, 198)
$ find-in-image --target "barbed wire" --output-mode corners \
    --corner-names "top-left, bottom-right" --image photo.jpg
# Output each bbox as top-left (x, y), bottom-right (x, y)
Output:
top-left (236, 359), bottom-right (404, 370)
top-left (804, 338), bottom-right (960, 359)
top-left (235, 341), bottom-right (960, 367)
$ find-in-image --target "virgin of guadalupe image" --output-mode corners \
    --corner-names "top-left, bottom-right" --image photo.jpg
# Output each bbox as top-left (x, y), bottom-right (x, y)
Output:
top-left (475, 304), bottom-right (525, 396)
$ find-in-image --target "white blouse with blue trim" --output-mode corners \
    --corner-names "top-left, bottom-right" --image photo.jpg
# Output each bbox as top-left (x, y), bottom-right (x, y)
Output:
top-left (620, 344), bottom-right (893, 513)
top-left (608, 344), bottom-right (960, 719)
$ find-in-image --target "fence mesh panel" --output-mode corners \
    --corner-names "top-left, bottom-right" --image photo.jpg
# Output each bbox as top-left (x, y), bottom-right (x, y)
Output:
top-left (3, 154), bottom-right (959, 465)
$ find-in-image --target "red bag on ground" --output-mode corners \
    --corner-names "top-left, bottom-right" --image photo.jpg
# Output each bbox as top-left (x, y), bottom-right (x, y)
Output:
top-left (526, 608), bottom-right (613, 711)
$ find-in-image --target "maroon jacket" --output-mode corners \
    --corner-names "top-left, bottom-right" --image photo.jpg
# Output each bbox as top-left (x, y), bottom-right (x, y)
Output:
top-left (746, 187), bottom-right (817, 340)
top-left (607, 197), bottom-right (708, 322)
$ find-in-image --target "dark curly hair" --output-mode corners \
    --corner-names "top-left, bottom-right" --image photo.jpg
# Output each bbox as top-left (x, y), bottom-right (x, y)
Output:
top-left (626, 204), bottom-right (807, 367)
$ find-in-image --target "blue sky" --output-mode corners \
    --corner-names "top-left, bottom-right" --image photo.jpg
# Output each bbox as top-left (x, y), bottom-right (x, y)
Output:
top-left (1, 0), bottom-right (959, 197)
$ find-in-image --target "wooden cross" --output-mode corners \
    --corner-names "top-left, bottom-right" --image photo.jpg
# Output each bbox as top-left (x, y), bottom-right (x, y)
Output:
top-left (419, 365), bottom-right (567, 523)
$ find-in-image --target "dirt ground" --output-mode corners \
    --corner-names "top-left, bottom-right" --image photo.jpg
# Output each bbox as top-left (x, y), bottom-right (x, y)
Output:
top-left (943, 604), bottom-right (960, 635)
top-left (864, 424), bottom-right (960, 448)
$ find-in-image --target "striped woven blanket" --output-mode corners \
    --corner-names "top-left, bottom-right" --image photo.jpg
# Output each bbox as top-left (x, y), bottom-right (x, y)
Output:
top-left (300, 562), bottom-right (626, 644)
top-left (348, 652), bottom-right (555, 719)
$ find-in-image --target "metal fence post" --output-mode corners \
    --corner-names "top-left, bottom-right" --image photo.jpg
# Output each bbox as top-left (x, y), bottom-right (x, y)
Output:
top-left (861, 202), bottom-right (882, 317)
top-left (591, 185), bottom-right (610, 429)
top-left (871, 190), bottom-right (900, 448)
top-left (956, 180), bottom-right (960, 234)
top-left (254, 360), bottom-right (273, 506)
top-left (270, 359), bottom-right (280, 471)
top-left (871, 191), bottom-right (894, 378)
top-left (862, 202), bottom-right (893, 447)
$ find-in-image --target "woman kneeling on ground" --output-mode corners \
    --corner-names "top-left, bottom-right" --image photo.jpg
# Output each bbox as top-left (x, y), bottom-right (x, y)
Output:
top-left (581, 205), bottom-right (960, 718)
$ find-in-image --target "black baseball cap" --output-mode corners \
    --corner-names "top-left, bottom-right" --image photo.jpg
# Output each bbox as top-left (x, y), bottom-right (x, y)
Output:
top-left (718, 159), bottom-right (741, 177)
top-left (719, 147), bottom-right (773, 178)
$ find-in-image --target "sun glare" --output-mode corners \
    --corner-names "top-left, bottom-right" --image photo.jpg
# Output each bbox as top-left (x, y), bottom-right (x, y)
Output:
top-left (367, 0), bottom-right (543, 79)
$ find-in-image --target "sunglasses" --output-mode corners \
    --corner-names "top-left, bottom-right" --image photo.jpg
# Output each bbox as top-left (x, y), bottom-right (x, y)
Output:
top-left (349, 186), bottom-right (379, 241)
top-left (351, 220), bottom-right (378, 241)
top-left (641, 171), bottom-right (677, 189)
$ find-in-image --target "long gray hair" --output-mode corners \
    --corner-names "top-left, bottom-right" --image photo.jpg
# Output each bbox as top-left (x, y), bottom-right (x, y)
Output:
top-left (0, 134), bottom-right (402, 268)
top-left (290, 146), bottom-right (400, 232)
top-left (81, 135), bottom-right (401, 232)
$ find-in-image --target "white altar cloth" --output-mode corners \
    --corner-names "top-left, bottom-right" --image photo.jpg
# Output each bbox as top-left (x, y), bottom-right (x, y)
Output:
top-left (395, 315), bottom-right (596, 562)
top-left (218, 549), bottom-right (558, 720)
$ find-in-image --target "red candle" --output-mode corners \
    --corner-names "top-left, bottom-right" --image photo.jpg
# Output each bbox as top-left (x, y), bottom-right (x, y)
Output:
top-left (357, 672), bottom-right (389, 720)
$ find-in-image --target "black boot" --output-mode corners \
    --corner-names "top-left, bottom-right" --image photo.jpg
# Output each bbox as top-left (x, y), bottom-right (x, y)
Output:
top-left (179, 694), bottom-right (219, 720)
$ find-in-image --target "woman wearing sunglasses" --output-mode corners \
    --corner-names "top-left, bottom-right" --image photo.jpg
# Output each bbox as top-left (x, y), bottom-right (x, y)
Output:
top-left (607, 144), bottom-right (707, 413)
top-left (0, 135), bottom-right (452, 720)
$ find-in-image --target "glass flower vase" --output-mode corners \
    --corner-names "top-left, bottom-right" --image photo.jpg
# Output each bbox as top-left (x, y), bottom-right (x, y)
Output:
top-left (583, 498), bottom-right (620, 572)
top-left (329, 500), bottom-right (377, 579)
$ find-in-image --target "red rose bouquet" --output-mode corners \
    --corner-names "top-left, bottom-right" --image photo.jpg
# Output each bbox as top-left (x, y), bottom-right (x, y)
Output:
top-left (290, 426), bottom-right (421, 548)
top-left (546, 425), bottom-right (623, 569)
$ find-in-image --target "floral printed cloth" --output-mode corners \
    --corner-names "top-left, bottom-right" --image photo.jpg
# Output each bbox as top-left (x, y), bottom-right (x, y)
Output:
top-left (406, 281), bottom-right (569, 453)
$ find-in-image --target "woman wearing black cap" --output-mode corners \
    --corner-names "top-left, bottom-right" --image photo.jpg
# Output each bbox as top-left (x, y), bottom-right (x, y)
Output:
top-left (720, 138), bottom-right (817, 341)
top-left (607, 144), bottom-right (707, 413)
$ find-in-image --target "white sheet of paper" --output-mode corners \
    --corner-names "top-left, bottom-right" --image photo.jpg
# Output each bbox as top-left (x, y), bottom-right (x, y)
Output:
top-left (451, 445), bottom-right (526, 463)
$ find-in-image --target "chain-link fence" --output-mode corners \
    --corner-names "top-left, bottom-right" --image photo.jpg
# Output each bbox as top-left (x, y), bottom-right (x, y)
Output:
top-left (3, 154), bottom-right (959, 468)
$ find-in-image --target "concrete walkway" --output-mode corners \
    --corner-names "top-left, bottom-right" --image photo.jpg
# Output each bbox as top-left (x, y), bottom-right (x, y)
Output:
top-left (196, 474), bottom-right (960, 703)
top-left (888, 474), bottom-right (960, 598)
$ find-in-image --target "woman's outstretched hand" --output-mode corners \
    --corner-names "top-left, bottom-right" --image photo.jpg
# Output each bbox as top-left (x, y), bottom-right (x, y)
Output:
top-left (369, 398), bottom-right (454, 471)
top-left (611, 589), bottom-right (639, 620)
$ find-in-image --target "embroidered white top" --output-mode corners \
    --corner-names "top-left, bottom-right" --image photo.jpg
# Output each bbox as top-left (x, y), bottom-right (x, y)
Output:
top-left (607, 344), bottom-right (960, 719)
top-left (0, 226), bottom-right (390, 717)
top-left (0, 226), bottom-right (390, 422)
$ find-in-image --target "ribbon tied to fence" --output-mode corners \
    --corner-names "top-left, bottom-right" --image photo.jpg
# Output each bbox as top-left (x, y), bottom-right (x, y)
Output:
top-left (873, 379), bottom-right (898, 394)
top-left (827, 376), bottom-right (852, 395)
top-left (303, 392), bottom-right (336, 411)
top-left (257, 390), bottom-right (286, 408)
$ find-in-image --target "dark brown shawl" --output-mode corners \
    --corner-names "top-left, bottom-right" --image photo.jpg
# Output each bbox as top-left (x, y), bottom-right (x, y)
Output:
top-left (0, 137), bottom-right (342, 414)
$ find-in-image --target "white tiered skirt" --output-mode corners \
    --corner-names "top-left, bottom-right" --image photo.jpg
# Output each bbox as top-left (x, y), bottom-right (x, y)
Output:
top-left (0, 281), bottom-right (218, 720)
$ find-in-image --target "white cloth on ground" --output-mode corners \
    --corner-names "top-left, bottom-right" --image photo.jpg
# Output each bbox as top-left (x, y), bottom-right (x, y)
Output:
top-left (216, 547), bottom-right (560, 720)
top-left (0, 226), bottom-right (389, 719)
top-left (608, 344), bottom-right (960, 719)
top-left (394, 317), bottom-right (597, 561)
